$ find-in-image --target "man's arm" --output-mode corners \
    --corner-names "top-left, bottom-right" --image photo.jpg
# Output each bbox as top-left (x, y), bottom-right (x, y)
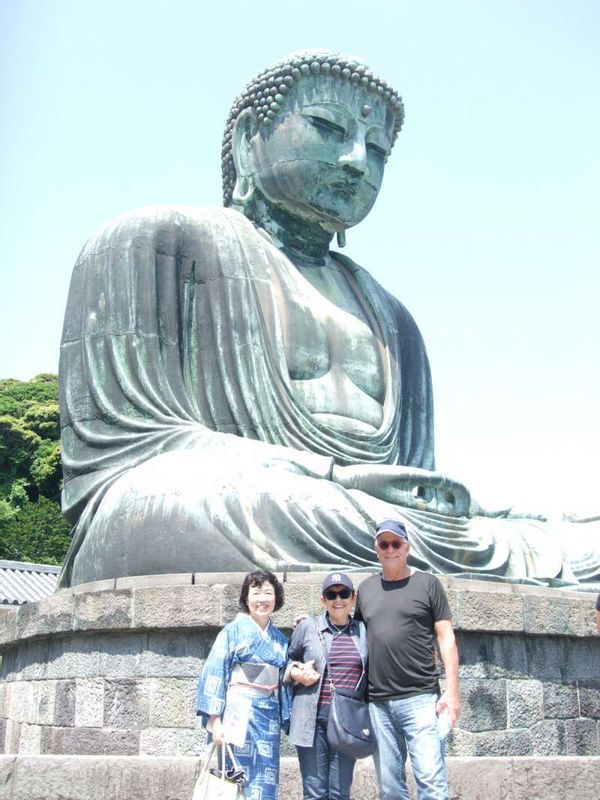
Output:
top-left (434, 619), bottom-right (461, 726)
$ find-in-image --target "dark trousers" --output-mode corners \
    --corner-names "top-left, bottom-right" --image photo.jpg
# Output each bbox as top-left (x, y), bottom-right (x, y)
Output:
top-left (296, 719), bottom-right (356, 800)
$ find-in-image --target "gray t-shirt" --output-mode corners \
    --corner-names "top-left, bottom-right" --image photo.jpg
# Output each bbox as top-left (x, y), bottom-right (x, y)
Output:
top-left (355, 571), bottom-right (451, 700)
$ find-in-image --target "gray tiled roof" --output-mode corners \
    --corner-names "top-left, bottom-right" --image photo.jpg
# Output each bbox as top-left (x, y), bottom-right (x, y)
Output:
top-left (0, 559), bottom-right (60, 605)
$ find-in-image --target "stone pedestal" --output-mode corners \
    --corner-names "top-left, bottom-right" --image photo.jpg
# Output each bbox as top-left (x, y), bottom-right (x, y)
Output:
top-left (0, 574), bottom-right (599, 797)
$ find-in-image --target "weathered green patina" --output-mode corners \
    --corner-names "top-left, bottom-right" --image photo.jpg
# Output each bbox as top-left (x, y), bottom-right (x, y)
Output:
top-left (57, 50), bottom-right (599, 588)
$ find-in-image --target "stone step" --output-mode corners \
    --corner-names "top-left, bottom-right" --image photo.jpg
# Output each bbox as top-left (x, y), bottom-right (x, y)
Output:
top-left (1, 754), bottom-right (599, 799)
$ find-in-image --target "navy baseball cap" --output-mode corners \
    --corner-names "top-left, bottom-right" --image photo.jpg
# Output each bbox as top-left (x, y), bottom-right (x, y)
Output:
top-left (375, 519), bottom-right (409, 541)
top-left (321, 572), bottom-right (355, 593)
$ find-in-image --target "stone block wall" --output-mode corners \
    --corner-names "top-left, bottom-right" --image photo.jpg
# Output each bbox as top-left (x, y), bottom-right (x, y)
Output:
top-left (448, 630), bottom-right (599, 756)
top-left (0, 573), bottom-right (598, 758)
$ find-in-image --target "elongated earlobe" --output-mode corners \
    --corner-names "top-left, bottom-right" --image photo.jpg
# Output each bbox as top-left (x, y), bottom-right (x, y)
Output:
top-left (232, 108), bottom-right (258, 211)
top-left (232, 174), bottom-right (254, 207)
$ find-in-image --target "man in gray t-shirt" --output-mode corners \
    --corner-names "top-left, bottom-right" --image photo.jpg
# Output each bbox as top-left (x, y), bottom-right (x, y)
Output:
top-left (355, 519), bottom-right (460, 800)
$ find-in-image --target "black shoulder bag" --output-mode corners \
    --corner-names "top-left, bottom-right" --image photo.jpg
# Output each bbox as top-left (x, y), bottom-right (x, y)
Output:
top-left (317, 622), bottom-right (377, 759)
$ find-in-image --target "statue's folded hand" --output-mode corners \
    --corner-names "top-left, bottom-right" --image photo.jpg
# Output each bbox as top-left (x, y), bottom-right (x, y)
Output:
top-left (469, 497), bottom-right (547, 522)
top-left (331, 464), bottom-right (471, 518)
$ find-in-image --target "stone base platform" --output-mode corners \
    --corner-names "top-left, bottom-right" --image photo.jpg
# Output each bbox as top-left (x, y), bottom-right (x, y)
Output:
top-left (1, 754), bottom-right (599, 799)
top-left (1, 573), bottom-right (599, 761)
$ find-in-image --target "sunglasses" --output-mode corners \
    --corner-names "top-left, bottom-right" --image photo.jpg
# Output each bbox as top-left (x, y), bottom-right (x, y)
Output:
top-left (324, 588), bottom-right (352, 601)
top-left (376, 539), bottom-right (405, 550)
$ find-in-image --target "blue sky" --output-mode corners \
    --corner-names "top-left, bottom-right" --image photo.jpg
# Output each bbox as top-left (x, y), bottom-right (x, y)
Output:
top-left (1, 0), bottom-right (598, 516)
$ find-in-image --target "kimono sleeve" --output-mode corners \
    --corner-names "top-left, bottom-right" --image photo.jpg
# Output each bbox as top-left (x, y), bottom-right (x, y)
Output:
top-left (279, 666), bottom-right (292, 734)
top-left (196, 625), bottom-right (233, 722)
top-left (276, 632), bottom-right (292, 733)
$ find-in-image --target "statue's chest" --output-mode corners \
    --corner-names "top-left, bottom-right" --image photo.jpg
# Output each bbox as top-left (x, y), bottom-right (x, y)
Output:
top-left (273, 260), bottom-right (384, 398)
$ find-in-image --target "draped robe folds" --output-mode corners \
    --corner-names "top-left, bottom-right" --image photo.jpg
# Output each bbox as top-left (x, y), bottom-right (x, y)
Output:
top-left (58, 205), bottom-right (600, 588)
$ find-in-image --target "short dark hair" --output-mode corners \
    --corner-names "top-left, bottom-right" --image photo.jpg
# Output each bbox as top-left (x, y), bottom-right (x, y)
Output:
top-left (239, 570), bottom-right (285, 612)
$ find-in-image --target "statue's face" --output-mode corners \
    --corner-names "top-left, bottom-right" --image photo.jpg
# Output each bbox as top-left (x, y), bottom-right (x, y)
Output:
top-left (247, 76), bottom-right (396, 231)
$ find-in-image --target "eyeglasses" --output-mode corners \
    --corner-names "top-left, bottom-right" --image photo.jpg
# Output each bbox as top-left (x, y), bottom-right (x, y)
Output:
top-left (376, 539), bottom-right (405, 550)
top-left (324, 588), bottom-right (352, 601)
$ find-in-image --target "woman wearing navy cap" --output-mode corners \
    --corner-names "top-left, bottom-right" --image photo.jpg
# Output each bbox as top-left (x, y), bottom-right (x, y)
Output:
top-left (286, 572), bottom-right (368, 800)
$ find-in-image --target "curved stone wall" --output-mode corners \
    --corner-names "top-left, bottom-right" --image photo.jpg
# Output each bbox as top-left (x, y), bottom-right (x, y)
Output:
top-left (0, 574), bottom-right (598, 758)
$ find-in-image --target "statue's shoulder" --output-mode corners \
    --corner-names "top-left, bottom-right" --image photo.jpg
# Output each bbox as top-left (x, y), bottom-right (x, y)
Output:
top-left (78, 205), bottom-right (253, 261)
top-left (333, 251), bottom-right (424, 338)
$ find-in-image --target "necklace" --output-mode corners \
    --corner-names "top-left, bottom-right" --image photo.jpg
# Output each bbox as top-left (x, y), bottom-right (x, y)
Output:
top-left (329, 618), bottom-right (351, 636)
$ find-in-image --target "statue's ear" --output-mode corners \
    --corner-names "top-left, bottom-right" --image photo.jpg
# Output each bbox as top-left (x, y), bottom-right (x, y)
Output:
top-left (232, 107), bottom-right (258, 188)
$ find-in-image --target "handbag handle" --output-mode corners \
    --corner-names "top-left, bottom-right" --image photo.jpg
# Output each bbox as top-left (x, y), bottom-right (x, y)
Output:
top-left (201, 741), bottom-right (242, 781)
top-left (315, 619), bottom-right (366, 698)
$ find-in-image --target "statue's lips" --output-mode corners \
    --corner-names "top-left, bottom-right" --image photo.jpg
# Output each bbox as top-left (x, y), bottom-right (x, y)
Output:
top-left (328, 180), bottom-right (360, 196)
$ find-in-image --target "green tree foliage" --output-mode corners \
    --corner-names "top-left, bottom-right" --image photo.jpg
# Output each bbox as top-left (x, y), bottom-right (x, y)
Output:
top-left (22, 401), bottom-right (60, 439)
top-left (0, 374), bottom-right (59, 417)
top-left (0, 496), bottom-right (71, 565)
top-left (30, 440), bottom-right (62, 499)
top-left (0, 374), bottom-right (70, 566)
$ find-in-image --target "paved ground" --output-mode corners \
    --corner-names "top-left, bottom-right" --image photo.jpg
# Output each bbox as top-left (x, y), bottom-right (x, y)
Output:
top-left (1, 754), bottom-right (599, 799)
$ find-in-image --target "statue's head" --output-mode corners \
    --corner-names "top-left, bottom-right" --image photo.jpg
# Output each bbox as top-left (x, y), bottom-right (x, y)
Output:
top-left (222, 50), bottom-right (404, 236)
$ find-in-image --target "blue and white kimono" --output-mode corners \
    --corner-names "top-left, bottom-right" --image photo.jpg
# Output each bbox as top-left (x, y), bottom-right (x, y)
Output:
top-left (196, 613), bottom-right (290, 800)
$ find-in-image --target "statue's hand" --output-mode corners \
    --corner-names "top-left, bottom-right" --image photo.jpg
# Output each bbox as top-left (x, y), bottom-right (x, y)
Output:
top-left (332, 464), bottom-right (471, 518)
top-left (469, 498), bottom-right (547, 522)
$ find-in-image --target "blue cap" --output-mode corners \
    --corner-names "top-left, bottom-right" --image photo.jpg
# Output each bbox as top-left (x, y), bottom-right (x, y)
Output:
top-left (375, 519), bottom-right (409, 541)
top-left (321, 572), bottom-right (355, 593)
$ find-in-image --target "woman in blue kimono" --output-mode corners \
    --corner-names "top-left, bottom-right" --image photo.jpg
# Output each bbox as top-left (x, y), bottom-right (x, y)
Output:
top-left (196, 571), bottom-right (290, 800)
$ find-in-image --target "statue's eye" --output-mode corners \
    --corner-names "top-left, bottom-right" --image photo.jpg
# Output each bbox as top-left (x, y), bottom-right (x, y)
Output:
top-left (367, 142), bottom-right (388, 161)
top-left (308, 116), bottom-right (346, 138)
top-left (366, 143), bottom-right (387, 158)
top-left (366, 127), bottom-right (392, 159)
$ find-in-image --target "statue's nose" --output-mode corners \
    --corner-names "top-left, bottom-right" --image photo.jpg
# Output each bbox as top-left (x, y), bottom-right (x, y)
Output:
top-left (337, 136), bottom-right (367, 176)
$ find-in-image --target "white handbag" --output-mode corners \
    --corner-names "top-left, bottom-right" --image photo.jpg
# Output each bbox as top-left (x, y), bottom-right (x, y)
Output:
top-left (192, 742), bottom-right (246, 800)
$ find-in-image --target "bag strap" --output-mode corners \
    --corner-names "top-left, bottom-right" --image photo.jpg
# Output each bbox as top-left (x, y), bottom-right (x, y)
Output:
top-left (315, 618), bottom-right (366, 699)
top-left (199, 743), bottom-right (220, 781)
top-left (225, 743), bottom-right (241, 771)
top-left (315, 623), bottom-right (335, 694)
top-left (201, 742), bottom-right (243, 782)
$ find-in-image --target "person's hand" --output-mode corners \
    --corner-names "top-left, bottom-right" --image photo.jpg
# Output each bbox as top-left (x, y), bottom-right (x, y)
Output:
top-left (292, 613), bottom-right (309, 630)
top-left (210, 715), bottom-right (226, 745)
top-left (291, 660), bottom-right (320, 687)
top-left (332, 464), bottom-right (470, 517)
top-left (436, 690), bottom-right (461, 727)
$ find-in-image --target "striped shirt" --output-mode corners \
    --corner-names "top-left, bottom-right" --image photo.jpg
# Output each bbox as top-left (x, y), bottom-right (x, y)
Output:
top-left (317, 630), bottom-right (362, 719)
